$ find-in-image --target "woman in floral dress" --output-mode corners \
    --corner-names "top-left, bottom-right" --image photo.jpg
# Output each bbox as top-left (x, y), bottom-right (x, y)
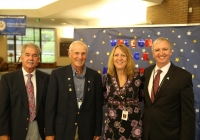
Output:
top-left (102, 44), bottom-right (144, 140)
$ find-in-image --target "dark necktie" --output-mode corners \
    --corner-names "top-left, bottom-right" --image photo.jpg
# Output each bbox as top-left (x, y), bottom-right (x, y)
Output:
top-left (151, 69), bottom-right (162, 103)
top-left (26, 74), bottom-right (36, 122)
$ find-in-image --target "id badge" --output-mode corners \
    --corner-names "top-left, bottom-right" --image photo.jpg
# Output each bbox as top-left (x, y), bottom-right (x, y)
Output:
top-left (121, 110), bottom-right (128, 121)
top-left (78, 101), bottom-right (82, 108)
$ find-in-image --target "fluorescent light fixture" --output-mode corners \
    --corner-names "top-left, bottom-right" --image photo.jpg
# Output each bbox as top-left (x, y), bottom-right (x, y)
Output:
top-left (0, 0), bottom-right (58, 9)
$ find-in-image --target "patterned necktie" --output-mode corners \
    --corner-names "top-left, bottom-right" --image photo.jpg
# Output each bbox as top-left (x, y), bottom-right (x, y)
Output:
top-left (26, 74), bottom-right (36, 122)
top-left (151, 69), bottom-right (162, 103)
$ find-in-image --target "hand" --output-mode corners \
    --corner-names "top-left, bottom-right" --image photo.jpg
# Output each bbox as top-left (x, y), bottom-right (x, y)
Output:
top-left (93, 136), bottom-right (100, 140)
top-left (45, 136), bottom-right (55, 140)
top-left (0, 135), bottom-right (10, 140)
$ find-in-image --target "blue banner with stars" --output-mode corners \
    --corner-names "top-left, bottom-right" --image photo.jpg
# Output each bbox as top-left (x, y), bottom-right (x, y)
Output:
top-left (74, 26), bottom-right (200, 140)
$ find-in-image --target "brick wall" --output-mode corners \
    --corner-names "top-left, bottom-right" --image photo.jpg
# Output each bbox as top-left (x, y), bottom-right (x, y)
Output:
top-left (147, 0), bottom-right (200, 24)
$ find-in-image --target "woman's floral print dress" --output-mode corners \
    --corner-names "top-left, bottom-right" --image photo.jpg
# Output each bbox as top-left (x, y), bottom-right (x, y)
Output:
top-left (102, 72), bottom-right (144, 140)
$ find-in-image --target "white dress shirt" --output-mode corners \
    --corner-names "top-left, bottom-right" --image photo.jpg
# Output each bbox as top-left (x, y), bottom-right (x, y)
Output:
top-left (148, 62), bottom-right (171, 97)
top-left (22, 67), bottom-right (37, 107)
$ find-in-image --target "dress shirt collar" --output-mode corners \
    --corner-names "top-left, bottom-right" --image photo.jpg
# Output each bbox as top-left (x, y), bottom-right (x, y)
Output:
top-left (71, 64), bottom-right (86, 77)
top-left (22, 67), bottom-right (36, 76)
top-left (155, 61), bottom-right (171, 75)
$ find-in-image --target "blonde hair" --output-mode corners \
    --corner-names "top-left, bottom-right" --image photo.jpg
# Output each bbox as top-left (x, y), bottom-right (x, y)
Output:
top-left (152, 37), bottom-right (172, 52)
top-left (107, 44), bottom-right (135, 79)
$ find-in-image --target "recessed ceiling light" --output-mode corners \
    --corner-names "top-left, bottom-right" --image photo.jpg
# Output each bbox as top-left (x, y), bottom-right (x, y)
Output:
top-left (61, 23), bottom-right (66, 25)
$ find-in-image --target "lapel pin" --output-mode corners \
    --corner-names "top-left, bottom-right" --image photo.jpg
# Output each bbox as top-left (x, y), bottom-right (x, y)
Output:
top-left (69, 88), bottom-right (72, 91)
top-left (167, 77), bottom-right (169, 80)
top-left (68, 78), bottom-right (70, 80)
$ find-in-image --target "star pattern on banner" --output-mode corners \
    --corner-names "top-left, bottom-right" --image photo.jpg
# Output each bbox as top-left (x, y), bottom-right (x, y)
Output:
top-left (149, 60), bottom-right (153, 64)
top-left (194, 64), bottom-right (198, 68)
top-left (98, 70), bottom-right (101, 74)
top-left (175, 58), bottom-right (179, 62)
top-left (130, 29), bottom-right (134, 33)
top-left (187, 31), bottom-right (192, 35)
top-left (142, 49), bottom-right (146, 52)
top-left (74, 27), bottom-right (200, 138)
top-left (157, 32), bottom-right (161, 35)
top-left (195, 109), bottom-right (199, 113)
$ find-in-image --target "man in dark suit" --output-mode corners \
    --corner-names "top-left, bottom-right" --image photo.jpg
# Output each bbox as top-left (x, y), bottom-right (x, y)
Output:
top-left (0, 43), bottom-right (49, 140)
top-left (45, 41), bottom-right (102, 140)
top-left (142, 37), bottom-right (195, 140)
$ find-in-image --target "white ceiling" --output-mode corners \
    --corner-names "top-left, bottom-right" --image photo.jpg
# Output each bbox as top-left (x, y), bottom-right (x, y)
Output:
top-left (0, 0), bottom-right (163, 28)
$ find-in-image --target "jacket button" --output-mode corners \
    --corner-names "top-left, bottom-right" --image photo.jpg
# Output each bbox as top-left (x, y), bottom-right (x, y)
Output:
top-left (75, 123), bottom-right (77, 125)
top-left (77, 112), bottom-right (80, 114)
top-left (26, 128), bottom-right (28, 130)
top-left (27, 118), bottom-right (29, 120)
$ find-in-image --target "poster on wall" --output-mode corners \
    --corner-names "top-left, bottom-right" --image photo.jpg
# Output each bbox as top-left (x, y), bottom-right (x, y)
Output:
top-left (59, 42), bottom-right (70, 57)
top-left (0, 15), bottom-right (26, 35)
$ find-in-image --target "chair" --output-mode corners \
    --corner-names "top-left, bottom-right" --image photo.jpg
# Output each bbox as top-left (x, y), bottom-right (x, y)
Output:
top-left (0, 57), bottom-right (8, 71)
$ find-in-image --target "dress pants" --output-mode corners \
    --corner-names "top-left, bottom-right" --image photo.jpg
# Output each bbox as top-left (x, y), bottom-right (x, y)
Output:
top-left (25, 121), bottom-right (42, 140)
top-left (74, 126), bottom-right (79, 140)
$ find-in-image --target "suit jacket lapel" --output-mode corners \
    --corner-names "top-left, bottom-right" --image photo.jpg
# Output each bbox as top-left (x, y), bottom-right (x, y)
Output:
top-left (80, 68), bottom-right (93, 110)
top-left (154, 63), bottom-right (176, 102)
top-left (145, 65), bottom-right (155, 103)
top-left (36, 70), bottom-right (44, 114)
top-left (17, 68), bottom-right (29, 112)
top-left (65, 66), bottom-right (78, 109)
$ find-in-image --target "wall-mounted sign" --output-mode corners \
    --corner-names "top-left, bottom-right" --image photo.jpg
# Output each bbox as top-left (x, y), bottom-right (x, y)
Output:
top-left (0, 15), bottom-right (26, 35)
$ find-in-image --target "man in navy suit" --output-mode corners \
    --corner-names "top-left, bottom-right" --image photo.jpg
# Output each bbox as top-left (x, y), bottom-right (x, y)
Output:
top-left (0, 43), bottom-right (49, 140)
top-left (45, 41), bottom-right (102, 140)
top-left (142, 37), bottom-right (195, 140)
